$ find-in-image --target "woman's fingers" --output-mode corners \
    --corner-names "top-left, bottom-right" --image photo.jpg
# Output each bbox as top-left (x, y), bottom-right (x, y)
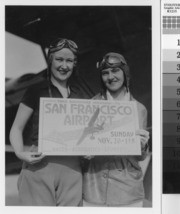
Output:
top-left (84, 155), bottom-right (94, 160)
top-left (29, 156), bottom-right (44, 164)
top-left (30, 152), bottom-right (43, 157)
top-left (136, 129), bottom-right (150, 149)
top-left (17, 151), bottom-right (45, 164)
top-left (29, 152), bottom-right (45, 163)
top-left (136, 129), bottom-right (150, 138)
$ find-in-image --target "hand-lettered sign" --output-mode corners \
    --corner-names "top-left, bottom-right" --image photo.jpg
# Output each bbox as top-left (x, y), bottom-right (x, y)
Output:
top-left (38, 98), bottom-right (141, 155)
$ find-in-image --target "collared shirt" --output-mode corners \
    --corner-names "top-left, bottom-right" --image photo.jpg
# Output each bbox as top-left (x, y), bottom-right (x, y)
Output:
top-left (106, 89), bottom-right (130, 101)
top-left (21, 80), bottom-right (84, 146)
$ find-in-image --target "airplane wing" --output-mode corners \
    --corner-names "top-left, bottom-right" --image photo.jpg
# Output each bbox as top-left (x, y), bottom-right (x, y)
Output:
top-left (101, 116), bottom-right (133, 132)
top-left (43, 108), bottom-right (100, 146)
top-left (88, 107), bottom-right (100, 127)
top-left (76, 128), bottom-right (89, 145)
top-left (76, 108), bottom-right (100, 145)
top-left (43, 116), bottom-right (133, 145)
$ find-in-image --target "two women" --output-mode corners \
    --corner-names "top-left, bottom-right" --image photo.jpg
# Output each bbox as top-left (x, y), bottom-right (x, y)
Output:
top-left (10, 41), bottom-right (150, 206)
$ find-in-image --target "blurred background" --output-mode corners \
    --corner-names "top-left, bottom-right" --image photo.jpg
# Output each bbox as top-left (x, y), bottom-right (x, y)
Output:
top-left (5, 6), bottom-right (152, 206)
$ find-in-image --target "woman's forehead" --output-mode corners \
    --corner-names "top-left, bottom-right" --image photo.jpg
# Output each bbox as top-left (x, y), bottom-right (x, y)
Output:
top-left (52, 48), bottom-right (75, 58)
top-left (101, 67), bottom-right (123, 72)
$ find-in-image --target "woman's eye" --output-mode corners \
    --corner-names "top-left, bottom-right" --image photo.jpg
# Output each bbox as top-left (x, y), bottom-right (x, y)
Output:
top-left (56, 58), bottom-right (63, 61)
top-left (113, 68), bottom-right (122, 73)
top-left (112, 68), bottom-right (118, 73)
top-left (102, 72), bottom-right (108, 75)
top-left (67, 60), bottom-right (73, 63)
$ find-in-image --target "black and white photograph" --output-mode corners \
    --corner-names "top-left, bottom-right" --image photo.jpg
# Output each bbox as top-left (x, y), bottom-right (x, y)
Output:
top-left (2, 0), bottom-right (161, 213)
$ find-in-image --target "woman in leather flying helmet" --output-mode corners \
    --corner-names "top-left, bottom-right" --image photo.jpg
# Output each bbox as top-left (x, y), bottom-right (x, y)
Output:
top-left (83, 52), bottom-right (150, 207)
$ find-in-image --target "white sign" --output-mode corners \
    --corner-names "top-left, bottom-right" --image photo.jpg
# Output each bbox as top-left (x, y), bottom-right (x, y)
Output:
top-left (38, 98), bottom-right (141, 155)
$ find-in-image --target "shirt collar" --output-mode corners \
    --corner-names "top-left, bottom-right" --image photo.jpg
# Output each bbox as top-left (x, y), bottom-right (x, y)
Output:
top-left (106, 89), bottom-right (131, 101)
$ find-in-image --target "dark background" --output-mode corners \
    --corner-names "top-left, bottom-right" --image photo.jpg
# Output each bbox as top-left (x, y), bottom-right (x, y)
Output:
top-left (5, 6), bottom-right (152, 174)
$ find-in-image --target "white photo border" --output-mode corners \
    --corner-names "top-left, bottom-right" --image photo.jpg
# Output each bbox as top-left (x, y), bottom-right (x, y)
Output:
top-left (1, 0), bottom-right (161, 214)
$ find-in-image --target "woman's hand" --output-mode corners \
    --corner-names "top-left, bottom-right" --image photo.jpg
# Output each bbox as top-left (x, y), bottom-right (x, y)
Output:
top-left (16, 151), bottom-right (45, 164)
top-left (84, 155), bottom-right (94, 160)
top-left (136, 129), bottom-right (150, 149)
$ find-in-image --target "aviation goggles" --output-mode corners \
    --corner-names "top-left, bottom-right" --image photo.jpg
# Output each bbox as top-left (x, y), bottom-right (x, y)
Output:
top-left (97, 52), bottom-right (128, 71)
top-left (49, 38), bottom-right (78, 54)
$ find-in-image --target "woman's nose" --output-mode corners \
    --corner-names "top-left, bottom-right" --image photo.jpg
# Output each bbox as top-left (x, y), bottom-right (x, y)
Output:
top-left (61, 60), bottom-right (68, 69)
top-left (108, 72), bottom-right (114, 80)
